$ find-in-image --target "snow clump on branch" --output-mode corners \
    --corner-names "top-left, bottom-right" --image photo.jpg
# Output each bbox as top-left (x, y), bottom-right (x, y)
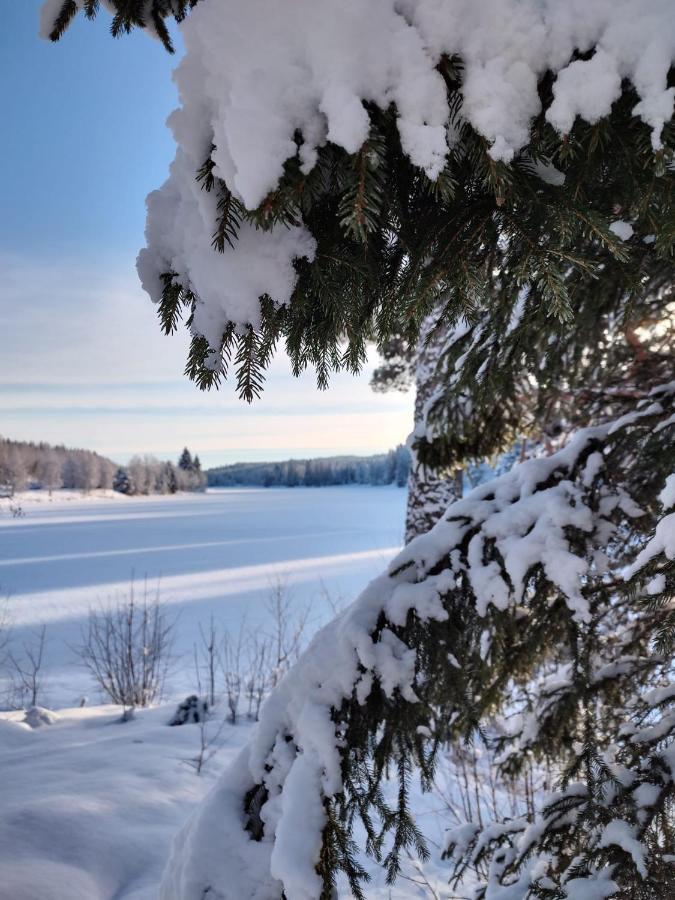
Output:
top-left (40, 0), bottom-right (674, 341)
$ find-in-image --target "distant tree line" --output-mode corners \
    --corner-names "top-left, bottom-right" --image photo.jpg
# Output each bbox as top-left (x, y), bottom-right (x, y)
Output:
top-left (0, 437), bottom-right (116, 495)
top-left (1, 438), bottom-right (407, 496)
top-left (113, 447), bottom-right (206, 495)
top-left (0, 439), bottom-right (206, 497)
top-left (207, 446), bottom-right (411, 488)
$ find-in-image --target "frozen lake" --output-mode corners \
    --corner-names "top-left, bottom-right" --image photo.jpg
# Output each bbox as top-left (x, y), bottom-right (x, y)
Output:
top-left (0, 487), bottom-right (406, 705)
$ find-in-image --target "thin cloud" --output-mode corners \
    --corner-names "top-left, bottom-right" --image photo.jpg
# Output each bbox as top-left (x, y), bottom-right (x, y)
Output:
top-left (0, 254), bottom-right (412, 462)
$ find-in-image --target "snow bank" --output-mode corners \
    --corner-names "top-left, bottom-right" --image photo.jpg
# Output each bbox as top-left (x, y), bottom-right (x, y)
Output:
top-left (0, 488), bottom-right (122, 512)
top-left (0, 701), bottom-right (463, 899)
top-left (0, 704), bottom-right (251, 900)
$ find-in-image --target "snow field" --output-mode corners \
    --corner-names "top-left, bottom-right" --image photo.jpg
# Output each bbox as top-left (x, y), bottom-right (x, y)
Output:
top-left (0, 487), bottom-right (418, 898)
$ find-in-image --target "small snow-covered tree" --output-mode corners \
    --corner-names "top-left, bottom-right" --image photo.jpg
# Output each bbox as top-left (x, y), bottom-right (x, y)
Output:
top-left (112, 466), bottom-right (133, 494)
top-left (127, 455), bottom-right (154, 495)
top-left (0, 443), bottom-right (27, 495)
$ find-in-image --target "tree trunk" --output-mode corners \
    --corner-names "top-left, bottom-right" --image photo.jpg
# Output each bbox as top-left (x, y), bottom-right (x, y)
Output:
top-left (405, 313), bottom-right (462, 543)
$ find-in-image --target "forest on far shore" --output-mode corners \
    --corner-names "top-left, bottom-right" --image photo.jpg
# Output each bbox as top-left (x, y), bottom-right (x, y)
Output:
top-left (0, 437), bottom-right (411, 497)
top-left (206, 445), bottom-right (411, 488)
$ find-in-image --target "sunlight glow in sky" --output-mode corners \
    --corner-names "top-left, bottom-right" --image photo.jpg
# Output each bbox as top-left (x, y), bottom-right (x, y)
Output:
top-left (0, 3), bottom-right (412, 467)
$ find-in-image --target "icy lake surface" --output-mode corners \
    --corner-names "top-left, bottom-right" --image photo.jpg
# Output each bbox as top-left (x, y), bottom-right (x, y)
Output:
top-left (0, 487), bottom-right (406, 705)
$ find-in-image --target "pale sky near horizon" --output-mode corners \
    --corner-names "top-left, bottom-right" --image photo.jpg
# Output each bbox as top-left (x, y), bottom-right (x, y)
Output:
top-left (0, 3), bottom-right (413, 468)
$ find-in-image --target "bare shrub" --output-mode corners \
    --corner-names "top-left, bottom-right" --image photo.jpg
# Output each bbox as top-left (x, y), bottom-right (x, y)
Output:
top-left (244, 630), bottom-right (272, 721)
top-left (221, 626), bottom-right (245, 724)
top-left (317, 579), bottom-right (348, 618)
top-left (78, 580), bottom-right (174, 708)
top-left (189, 579), bottom-right (319, 727)
top-left (186, 646), bottom-right (226, 775)
top-left (239, 579), bottom-right (312, 720)
top-left (194, 616), bottom-right (269, 724)
top-left (0, 600), bottom-right (11, 709)
top-left (0, 600), bottom-right (10, 665)
top-left (9, 625), bottom-right (48, 708)
top-left (265, 577), bottom-right (310, 688)
top-left (196, 615), bottom-right (220, 707)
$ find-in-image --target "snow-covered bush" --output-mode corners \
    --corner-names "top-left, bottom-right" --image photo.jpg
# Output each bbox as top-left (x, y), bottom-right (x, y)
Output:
top-left (23, 706), bottom-right (59, 729)
top-left (8, 625), bottom-right (49, 710)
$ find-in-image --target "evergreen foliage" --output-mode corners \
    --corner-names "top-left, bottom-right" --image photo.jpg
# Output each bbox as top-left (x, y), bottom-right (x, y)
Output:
top-left (334, 389), bottom-right (675, 900)
top-left (44, 1), bottom-right (674, 410)
top-left (159, 388), bottom-right (675, 899)
top-left (43, 0), bottom-right (202, 52)
top-left (178, 447), bottom-right (193, 471)
top-left (112, 466), bottom-right (132, 495)
top-left (370, 334), bottom-right (415, 395)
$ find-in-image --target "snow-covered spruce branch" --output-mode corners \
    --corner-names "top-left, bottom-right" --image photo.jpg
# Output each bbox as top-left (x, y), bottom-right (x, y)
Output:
top-left (161, 386), bottom-right (674, 899)
top-left (42, 1), bottom-right (675, 402)
top-left (445, 670), bottom-right (675, 899)
top-left (42, 0), bottom-right (675, 205)
top-left (446, 453), bottom-right (675, 894)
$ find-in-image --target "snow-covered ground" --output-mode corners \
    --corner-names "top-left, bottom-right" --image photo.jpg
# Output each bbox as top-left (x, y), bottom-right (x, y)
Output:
top-left (0, 488), bottom-right (124, 510)
top-left (0, 703), bottom-right (252, 900)
top-left (1, 486), bottom-right (449, 900)
top-left (0, 698), bottom-right (454, 900)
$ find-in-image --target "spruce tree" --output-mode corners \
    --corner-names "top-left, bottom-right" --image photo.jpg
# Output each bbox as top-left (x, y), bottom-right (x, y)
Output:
top-left (112, 466), bottom-right (132, 495)
top-left (42, 2), bottom-right (675, 897)
top-left (177, 447), bottom-right (193, 471)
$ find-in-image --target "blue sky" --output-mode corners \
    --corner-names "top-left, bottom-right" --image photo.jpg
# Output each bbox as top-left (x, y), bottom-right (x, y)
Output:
top-left (0, 3), bottom-right (412, 467)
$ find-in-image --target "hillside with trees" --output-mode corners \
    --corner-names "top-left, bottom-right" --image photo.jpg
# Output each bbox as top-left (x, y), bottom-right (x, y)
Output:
top-left (0, 436), bottom-right (116, 496)
top-left (0, 438), bottom-right (206, 497)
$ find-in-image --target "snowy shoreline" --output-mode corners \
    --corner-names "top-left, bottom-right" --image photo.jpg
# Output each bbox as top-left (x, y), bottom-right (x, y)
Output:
top-left (1, 482), bottom-right (405, 511)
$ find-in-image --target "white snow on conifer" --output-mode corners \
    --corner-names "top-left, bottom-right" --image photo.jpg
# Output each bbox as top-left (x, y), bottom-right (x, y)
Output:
top-left (40, 0), bottom-right (675, 344)
top-left (161, 387), bottom-right (674, 899)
